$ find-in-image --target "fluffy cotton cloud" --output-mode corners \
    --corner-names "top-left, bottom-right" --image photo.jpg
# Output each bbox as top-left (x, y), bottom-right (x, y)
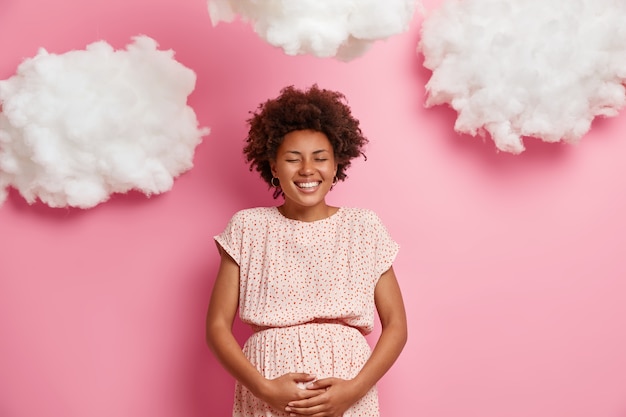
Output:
top-left (0, 35), bottom-right (208, 208)
top-left (418, 0), bottom-right (626, 153)
top-left (208, 0), bottom-right (419, 61)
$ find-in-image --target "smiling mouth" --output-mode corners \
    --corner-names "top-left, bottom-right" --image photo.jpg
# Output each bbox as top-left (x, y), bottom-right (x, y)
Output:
top-left (296, 181), bottom-right (321, 189)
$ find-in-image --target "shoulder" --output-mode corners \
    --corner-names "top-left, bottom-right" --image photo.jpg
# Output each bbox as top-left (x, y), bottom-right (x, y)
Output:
top-left (337, 208), bottom-right (391, 235)
top-left (340, 208), bottom-right (398, 255)
top-left (230, 206), bottom-right (274, 220)
top-left (225, 207), bottom-right (276, 228)
top-left (339, 207), bottom-right (385, 225)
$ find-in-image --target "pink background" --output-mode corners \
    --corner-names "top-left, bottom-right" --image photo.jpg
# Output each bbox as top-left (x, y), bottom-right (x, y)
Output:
top-left (1, 0), bottom-right (626, 416)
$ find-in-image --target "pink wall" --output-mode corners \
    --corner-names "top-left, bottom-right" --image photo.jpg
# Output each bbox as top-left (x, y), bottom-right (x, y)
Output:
top-left (1, 1), bottom-right (626, 416)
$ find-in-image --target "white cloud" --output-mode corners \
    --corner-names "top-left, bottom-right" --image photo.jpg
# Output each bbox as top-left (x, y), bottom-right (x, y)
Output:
top-left (0, 35), bottom-right (208, 208)
top-left (418, 0), bottom-right (626, 153)
top-left (208, 0), bottom-right (419, 61)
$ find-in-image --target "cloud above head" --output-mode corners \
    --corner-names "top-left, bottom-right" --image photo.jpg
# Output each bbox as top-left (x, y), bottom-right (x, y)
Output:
top-left (208, 0), bottom-right (420, 61)
top-left (0, 35), bottom-right (209, 209)
top-left (418, 0), bottom-right (626, 154)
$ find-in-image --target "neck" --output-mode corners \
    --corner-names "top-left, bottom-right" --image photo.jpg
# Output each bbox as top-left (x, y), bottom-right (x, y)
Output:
top-left (278, 202), bottom-right (336, 222)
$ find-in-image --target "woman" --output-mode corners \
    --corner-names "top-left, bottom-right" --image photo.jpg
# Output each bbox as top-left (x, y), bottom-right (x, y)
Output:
top-left (206, 84), bottom-right (407, 417)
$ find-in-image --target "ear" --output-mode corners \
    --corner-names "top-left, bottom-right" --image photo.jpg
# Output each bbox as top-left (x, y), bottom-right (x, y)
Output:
top-left (270, 160), bottom-right (277, 176)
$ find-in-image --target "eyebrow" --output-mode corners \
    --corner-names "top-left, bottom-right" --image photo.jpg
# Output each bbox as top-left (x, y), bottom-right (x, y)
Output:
top-left (284, 149), bottom-right (330, 155)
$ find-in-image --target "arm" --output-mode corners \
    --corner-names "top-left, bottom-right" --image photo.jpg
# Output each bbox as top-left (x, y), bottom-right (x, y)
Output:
top-left (351, 265), bottom-right (408, 393)
top-left (205, 248), bottom-right (266, 394)
top-left (286, 266), bottom-right (408, 416)
top-left (206, 248), bottom-right (322, 410)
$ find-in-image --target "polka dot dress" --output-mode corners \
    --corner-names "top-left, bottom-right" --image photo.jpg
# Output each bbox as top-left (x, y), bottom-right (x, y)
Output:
top-left (215, 207), bottom-right (399, 417)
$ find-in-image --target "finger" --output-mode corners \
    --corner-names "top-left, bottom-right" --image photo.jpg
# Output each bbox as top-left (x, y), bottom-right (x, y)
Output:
top-left (285, 403), bottom-right (325, 416)
top-left (288, 393), bottom-right (325, 408)
top-left (291, 389), bottom-right (327, 403)
top-left (292, 373), bottom-right (317, 383)
top-left (305, 377), bottom-right (334, 389)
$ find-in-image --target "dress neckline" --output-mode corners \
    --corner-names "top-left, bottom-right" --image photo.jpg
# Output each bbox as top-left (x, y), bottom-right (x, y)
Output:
top-left (273, 206), bottom-right (342, 224)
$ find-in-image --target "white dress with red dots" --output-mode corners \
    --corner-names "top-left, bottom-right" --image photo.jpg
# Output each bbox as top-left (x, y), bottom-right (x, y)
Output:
top-left (214, 206), bottom-right (399, 417)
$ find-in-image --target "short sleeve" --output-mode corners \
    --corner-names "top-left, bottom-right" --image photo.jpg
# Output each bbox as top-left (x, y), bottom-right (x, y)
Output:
top-left (369, 211), bottom-right (400, 277)
top-left (214, 211), bottom-right (245, 265)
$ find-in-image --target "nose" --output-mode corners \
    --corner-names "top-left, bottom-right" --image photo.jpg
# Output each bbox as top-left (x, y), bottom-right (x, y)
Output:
top-left (299, 159), bottom-right (314, 175)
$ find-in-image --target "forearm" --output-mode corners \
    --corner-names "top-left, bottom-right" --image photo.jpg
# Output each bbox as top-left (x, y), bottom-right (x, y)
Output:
top-left (351, 321), bottom-right (408, 396)
top-left (349, 266), bottom-right (408, 396)
top-left (206, 251), bottom-right (270, 397)
top-left (206, 322), bottom-right (268, 398)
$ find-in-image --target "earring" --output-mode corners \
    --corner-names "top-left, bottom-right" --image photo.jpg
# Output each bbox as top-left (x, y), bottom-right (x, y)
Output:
top-left (271, 177), bottom-right (280, 187)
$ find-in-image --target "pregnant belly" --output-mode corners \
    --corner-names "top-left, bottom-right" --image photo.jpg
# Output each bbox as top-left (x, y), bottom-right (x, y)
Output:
top-left (242, 321), bottom-right (372, 379)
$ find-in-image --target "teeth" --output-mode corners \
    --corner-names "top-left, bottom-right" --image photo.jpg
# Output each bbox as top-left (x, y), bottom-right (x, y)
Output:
top-left (297, 182), bottom-right (320, 189)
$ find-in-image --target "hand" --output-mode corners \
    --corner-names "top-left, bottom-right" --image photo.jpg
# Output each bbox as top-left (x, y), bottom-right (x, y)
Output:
top-left (284, 377), bottom-right (362, 417)
top-left (257, 373), bottom-right (326, 413)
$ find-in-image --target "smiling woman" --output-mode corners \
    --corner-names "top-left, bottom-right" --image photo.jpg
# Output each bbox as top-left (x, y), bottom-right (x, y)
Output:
top-left (271, 130), bottom-right (338, 222)
top-left (205, 85), bottom-right (408, 417)
top-left (243, 85), bottom-right (368, 198)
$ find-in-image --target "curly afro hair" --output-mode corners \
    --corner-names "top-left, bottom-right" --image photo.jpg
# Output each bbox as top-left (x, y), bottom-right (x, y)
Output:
top-left (244, 84), bottom-right (368, 198)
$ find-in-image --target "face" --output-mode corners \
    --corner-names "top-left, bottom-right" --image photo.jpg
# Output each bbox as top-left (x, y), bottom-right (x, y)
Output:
top-left (270, 129), bottom-right (338, 213)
